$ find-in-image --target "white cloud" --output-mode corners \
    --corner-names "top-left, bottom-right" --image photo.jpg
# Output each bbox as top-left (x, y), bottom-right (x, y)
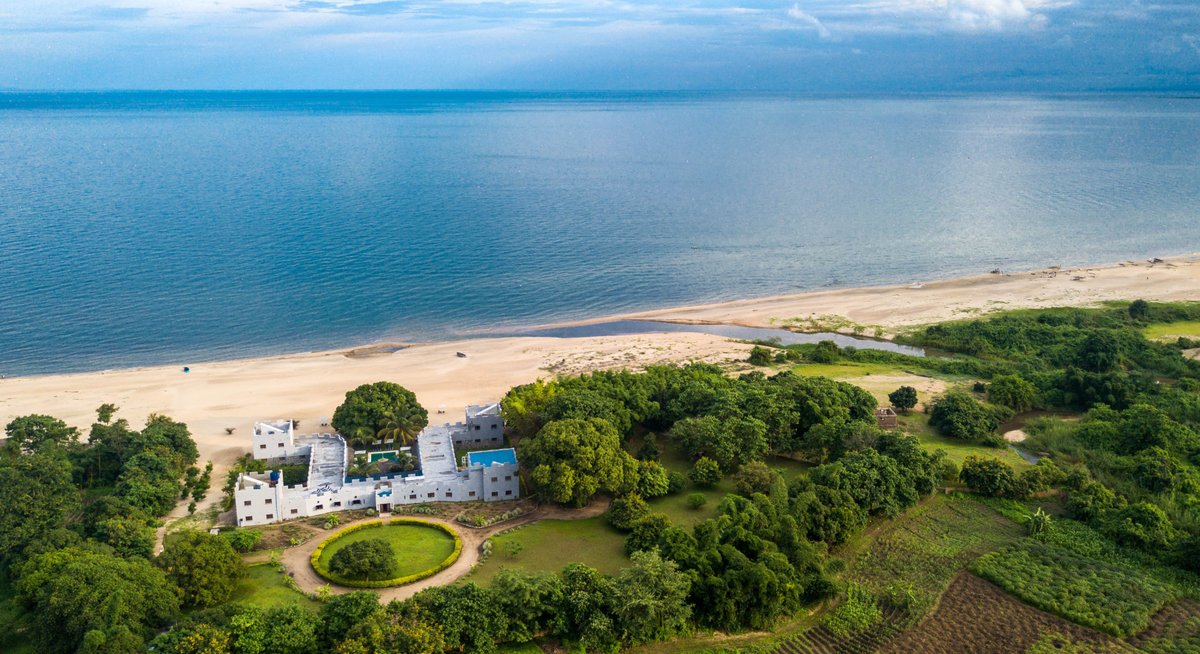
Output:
top-left (786, 4), bottom-right (831, 39)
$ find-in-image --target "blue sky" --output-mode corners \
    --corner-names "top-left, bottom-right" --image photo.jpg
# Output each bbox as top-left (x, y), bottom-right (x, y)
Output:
top-left (2, 0), bottom-right (1198, 90)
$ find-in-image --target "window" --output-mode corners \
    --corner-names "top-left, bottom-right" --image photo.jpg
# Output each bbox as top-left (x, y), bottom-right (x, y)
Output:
top-left (290, 508), bottom-right (298, 514)
top-left (351, 499), bottom-right (362, 505)
top-left (504, 476), bottom-right (511, 481)
top-left (469, 491), bottom-right (476, 497)
top-left (245, 516), bottom-right (253, 521)
top-left (314, 504), bottom-right (323, 510)
top-left (491, 424), bottom-right (498, 429)
top-left (491, 491), bottom-right (498, 497)
top-left (474, 439), bottom-right (481, 443)
top-left (409, 494), bottom-right (417, 500)
top-left (491, 477), bottom-right (498, 482)
top-left (474, 425), bottom-right (481, 431)
top-left (445, 492), bottom-right (453, 498)
top-left (264, 498), bottom-right (273, 504)
top-left (427, 492), bottom-right (435, 498)
top-left (278, 442), bottom-right (284, 447)
top-left (266, 514), bottom-right (274, 519)
top-left (243, 500), bottom-right (252, 506)
top-left (505, 490), bottom-right (512, 496)
top-left (332, 501), bottom-right (341, 507)
top-left (259, 444), bottom-right (267, 449)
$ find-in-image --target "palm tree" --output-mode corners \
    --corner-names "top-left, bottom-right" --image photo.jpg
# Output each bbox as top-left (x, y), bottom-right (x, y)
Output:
top-left (376, 404), bottom-right (425, 447)
top-left (347, 424), bottom-right (376, 449)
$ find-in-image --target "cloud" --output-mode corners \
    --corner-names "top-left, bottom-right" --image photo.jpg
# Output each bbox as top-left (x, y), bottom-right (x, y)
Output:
top-left (786, 4), bottom-right (831, 39)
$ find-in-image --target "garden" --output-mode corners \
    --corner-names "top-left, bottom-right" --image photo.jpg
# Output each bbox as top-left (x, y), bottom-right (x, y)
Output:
top-left (311, 518), bottom-right (461, 588)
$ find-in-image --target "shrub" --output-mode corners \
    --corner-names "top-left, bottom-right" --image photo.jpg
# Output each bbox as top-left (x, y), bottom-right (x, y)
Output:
top-left (748, 346), bottom-right (774, 367)
top-left (309, 519), bottom-right (463, 589)
top-left (608, 494), bottom-right (650, 531)
top-left (222, 528), bottom-right (263, 553)
top-left (929, 389), bottom-right (1009, 440)
top-left (686, 493), bottom-right (708, 510)
top-left (666, 471), bottom-right (687, 495)
top-left (960, 456), bottom-right (1023, 498)
top-left (987, 374), bottom-right (1041, 412)
top-left (810, 340), bottom-right (840, 364)
top-left (689, 457), bottom-right (721, 488)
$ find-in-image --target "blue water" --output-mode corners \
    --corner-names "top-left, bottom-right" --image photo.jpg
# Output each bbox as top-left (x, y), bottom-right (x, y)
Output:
top-left (467, 449), bottom-right (518, 467)
top-left (2, 92), bottom-right (1199, 376)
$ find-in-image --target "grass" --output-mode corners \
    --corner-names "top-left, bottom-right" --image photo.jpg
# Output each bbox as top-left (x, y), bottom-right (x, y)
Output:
top-left (229, 563), bottom-right (320, 611)
top-left (898, 412), bottom-right (1032, 470)
top-left (467, 517), bottom-right (628, 585)
top-left (316, 523), bottom-right (456, 580)
top-left (1143, 321), bottom-right (1200, 341)
top-left (791, 361), bottom-right (908, 379)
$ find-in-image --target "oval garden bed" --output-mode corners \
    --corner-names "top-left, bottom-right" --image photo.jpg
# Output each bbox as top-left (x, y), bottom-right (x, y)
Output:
top-left (311, 518), bottom-right (462, 588)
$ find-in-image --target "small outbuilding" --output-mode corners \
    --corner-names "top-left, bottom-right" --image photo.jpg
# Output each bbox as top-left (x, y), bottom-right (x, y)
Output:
top-left (875, 407), bottom-right (898, 429)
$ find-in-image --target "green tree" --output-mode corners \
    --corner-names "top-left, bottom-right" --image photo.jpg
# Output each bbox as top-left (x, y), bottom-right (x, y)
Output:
top-left (543, 388), bottom-right (634, 439)
top-left (1026, 507), bottom-right (1052, 539)
top-left (636, 461), bottom-right (671, 498)
top-left (928, 389), bottom-right (1007, 441)
top-left (686, 493), bottom-right (708, 510)
top-left (117, 451), bottom-right (184, 516)
top-left (732, 461), bottom-right (781, 497)
top-left (95, 516), bottom-right (156, 559)
top-left (16, 547), bottom-right (180, 654)
top-left (1103, 502), bottom-right (1178, 550)
top-left (888, 386), bottom-right (918, 413)
top-left (671, 414), bottom-right (768, 471)
top-left (608, 494), bottom-right (651, 530)
top-left (522, 418), bottom-right (640, 507)
top-left (330, 539), bottom-right (398, 581)
top-left (333, 382), bottom-right (429, 448)
top-left (4, 414), bottom-right (79, 454)
top-left (229, 605), bottom-right (320, 654)
top-left (376, 401), bottom-right (428, 448)
top-left (987, 375), bottom-right (1041, 412)
top-left (490, 569), bottom-right (564, 643)
top-left (810, 340), bottom-right (840, 363)
top-left (0, 452), bottom-right (79, 562)
top-left (610, 550), bottom-right (692, 644)
top-left (318, 591), bottom-right (383, 650)
top-left (959, 456), bottom-right (1023, 498)
top-left (1078, 330), bottom-right (1121, 372)
top-left (336, 611), bottom-right (445, 654)
top-left (96, 403), bottom-right (120, 424)
top-left (688, 456), bottom-right (722, 488)
top-left (158, 531), bottom-right (245, 608)
top-left (500, 379), bottom-right (560, 440)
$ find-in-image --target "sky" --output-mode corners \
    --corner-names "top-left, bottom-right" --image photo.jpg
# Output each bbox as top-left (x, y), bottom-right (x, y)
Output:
top-left (1, 0), bottom-right (1198, 90)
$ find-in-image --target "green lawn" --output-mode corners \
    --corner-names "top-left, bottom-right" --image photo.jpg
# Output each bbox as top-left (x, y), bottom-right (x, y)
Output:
top-left (791, 361), bottom-right (909, 379)
top-left (229, 563), bottom-right (320, 611)
top-left (317, 523), bottom-right (456, 579)
top-left (899, 412), bottom-right (1032, 470)
top-left (467, 517), bottom-right (628, 585)
top-left (1143, 320), bottom-right (1200, 341)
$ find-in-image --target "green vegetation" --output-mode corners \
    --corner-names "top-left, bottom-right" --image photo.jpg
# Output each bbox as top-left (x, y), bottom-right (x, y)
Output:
top-left (158, 530), bottom-right (245, 609)
top-left (1143, 320), bottom-right (1200, 342)
top-left (312, 519), bottom-right (459, 587)
top-left (333, 381), bottom-right (429, 448)
top-left (229, 563), bottom-right (320, 611)
top-left (468, 517), bottom-right (628, 584)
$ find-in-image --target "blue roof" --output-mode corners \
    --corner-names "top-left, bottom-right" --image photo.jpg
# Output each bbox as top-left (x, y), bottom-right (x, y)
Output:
top-left (468, 448), bottom-right (517, 467)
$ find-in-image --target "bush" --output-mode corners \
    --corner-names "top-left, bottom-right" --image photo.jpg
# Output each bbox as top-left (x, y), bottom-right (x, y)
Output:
top-left (960, 456), bottom-right (1023, 498)
top-left (686, 493), bottom-right (708, 510)
top-left (329, 538), bottom-right (397, 582)
top-left (689, 457), bottom-right (721, 488)
top-left (748, 346), bottom-right (774, 367)
top-left (666, 471), bottom-right (687, 495)
top-left (987, 374), bottom-right (1041, 412)
top-left (810, 340), bottom-right (840, 364)
top-left (608, 494), bottom-right (650, 531)
top-left (222, 529), bottom-right (263, 553)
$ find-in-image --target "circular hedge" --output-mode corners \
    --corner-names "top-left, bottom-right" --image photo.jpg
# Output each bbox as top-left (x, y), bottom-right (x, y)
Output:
top-left (310, 518), bottom-right (462, 588)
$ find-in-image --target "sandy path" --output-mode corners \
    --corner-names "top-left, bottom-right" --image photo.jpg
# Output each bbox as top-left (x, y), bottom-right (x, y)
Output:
top-left (282, 498), bottom-right (611, 603)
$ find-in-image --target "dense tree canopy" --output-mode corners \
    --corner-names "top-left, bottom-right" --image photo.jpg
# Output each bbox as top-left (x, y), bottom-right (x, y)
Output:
top-left (158, 531), bottom-right (245, 608)
top-left (522, 418), bottom-right (639, 506)
top-left (330, 539), bottom-right (399, 581)
top-left (333, 382), bottom-right (429, 447)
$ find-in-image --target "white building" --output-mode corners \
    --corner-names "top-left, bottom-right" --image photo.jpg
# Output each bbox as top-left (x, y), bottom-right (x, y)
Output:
top-left (234, 404), bottom-right (520, 527)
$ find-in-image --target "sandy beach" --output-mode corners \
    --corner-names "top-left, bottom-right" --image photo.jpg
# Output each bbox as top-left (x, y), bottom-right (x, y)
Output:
top-left (2, 254), bottom-right (1198, 495)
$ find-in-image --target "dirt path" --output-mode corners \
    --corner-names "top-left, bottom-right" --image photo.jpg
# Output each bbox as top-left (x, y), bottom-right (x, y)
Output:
top-left (280, 498), bottom-right (611, 603)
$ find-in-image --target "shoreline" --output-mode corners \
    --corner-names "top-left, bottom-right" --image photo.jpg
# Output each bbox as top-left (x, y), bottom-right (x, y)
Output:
top-left (5, 252), bottom-right (1200, 383)
top-left (2, 251), bottom-right (1197, 501)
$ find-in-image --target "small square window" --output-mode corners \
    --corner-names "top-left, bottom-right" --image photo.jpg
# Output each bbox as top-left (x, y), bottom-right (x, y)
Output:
top-left (245, 516), bottom-right (253, 521)
top-left (491, 477), bottom-right (498, 482)
top-left (266, 514), bottom-right (274, 519)
top-left (314, 504), bottom-right (323, 510)
top-left (474, 439), bottom-right (481, 443)
top-left (243, 500), bottom-right (252, 506)
top-left (332, 501), bottom-right (341, 507)
top-left (264, 498), bottom-right (272, 504)
top-left (427, 492), bottom-right (435, 498)
top-left (409, 494), bottom-right (417, 500)
top-left (491, 424), bottom-right (497, 429)
top-left (504, 476), bottom-right (511, 481)
top-left (474, 425), bottom-right (481, 431)
top-left (505, 490), bottom-right (512, 496)
top-left (469, 491), bottom-right (476, 497)
top-left (352, 499), bottom-right (362, 505)
top-left (259, 444), bottom-right (267, 449)
top-left (491, 491), bottom-right (498, 497)
top-left (278, 442), bottom-right (284, 447)
top-left (290, 508), bottom-right (298, 514)
top-left (445, 492), bottom-right (453, 498)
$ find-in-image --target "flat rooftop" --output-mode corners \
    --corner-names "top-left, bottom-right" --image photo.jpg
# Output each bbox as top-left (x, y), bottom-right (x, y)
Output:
top-left (467, 448), bottom-right (517, 467)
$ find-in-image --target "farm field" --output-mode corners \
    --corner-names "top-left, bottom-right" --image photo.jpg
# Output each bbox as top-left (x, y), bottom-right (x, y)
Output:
top-left (1143, 320), bottom-right (1200, 341)
top-left (229, 563), bottom-right (320, 611)
top-left (316, 522), bottom-right (456, 579)
top-left (466, 516), bottom-right (628, 585)
top-left (881, 572), bottom-right (1133, 654)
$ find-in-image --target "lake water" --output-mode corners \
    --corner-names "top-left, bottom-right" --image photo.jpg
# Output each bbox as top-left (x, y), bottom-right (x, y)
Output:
top-left (2, 92), bottom-right (1198, 376)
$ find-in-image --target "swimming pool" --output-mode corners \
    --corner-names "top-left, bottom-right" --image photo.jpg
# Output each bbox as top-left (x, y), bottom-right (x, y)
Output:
top-left (467, 448), bottom-right (517, 467)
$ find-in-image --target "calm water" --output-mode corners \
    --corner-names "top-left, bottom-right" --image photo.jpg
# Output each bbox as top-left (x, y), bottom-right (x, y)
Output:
top-left (2, 92), bottom-right (1198, 376)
